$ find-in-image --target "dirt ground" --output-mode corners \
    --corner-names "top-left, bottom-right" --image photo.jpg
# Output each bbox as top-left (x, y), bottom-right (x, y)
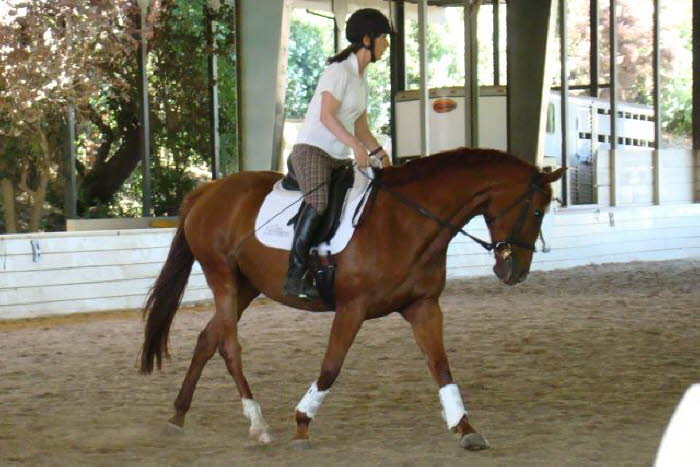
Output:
top-left (1, 259), bottom-right (699, 466)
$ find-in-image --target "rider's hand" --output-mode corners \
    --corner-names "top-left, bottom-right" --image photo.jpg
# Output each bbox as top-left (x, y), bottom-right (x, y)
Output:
top-left (354, 144), bottom-right (369, 169)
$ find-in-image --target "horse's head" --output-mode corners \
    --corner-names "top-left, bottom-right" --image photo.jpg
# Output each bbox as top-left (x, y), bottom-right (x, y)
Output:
top-left (483, 167), bottom-right (566, 285)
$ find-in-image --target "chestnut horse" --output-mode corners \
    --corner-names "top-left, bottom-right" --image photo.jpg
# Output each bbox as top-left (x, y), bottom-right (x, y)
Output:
top-left (140, 147), bottom-right (565, 450)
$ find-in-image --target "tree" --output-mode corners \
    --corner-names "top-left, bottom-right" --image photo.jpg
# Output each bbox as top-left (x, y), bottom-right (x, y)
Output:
top-left (0, 0), bottom-right (240, 230)
top-left (285, 10), bottom-right (393, 138)
top-left (405, 19), bottom-right (462, 91)
top-left (285, 15), bottom-right (332, 120)
top-left (77, 0), bottom-right (239, 218)
top-left (0, 0), bottom-right (134, 231)
top-left (560, 0), bottom-right (693, 144)
top-left (144, 0), bottom-right (238, 215)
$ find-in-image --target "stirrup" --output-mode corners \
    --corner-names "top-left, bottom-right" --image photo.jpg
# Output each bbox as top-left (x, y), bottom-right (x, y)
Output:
top-left (298, 275), bottom-right (320, 300)
top-left (283, 272), bottom-right (320, 300)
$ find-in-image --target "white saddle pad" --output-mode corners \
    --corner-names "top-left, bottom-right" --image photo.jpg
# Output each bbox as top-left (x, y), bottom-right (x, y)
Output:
top-left (254, 166), bottom-right (375, 254)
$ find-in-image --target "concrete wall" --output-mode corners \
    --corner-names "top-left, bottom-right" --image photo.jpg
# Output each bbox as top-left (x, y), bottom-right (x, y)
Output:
top-left (506, 0), bottom-right (557, 165)
top-left (237, 0), bottom-right (291, 171)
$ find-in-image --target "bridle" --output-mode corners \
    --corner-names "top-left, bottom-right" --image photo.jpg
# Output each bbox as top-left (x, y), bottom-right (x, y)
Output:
top-left (482, 173), bottom-right (549, 258)
top-left (370, 171), bottom-right (549, 256)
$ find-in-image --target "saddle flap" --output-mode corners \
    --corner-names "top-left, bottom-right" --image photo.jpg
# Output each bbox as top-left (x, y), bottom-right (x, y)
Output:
top-left (282, 158), bottom-right (300, 191)
top-left (254, 165), bottom-right (374, 256)
top-left (287, 164), bottom-right (355, 246)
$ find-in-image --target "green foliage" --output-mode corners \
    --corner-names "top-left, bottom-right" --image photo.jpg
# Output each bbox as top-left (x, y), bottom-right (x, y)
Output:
top-left (146, 0), bottom-right (239, 215)
top-left (285, 16), bottom-right (333, 120)
top-left (405, 20), bottom-right (460, 90)
top-left (365, 55), bottom-right (391, 134)
top-left (560, 0), bottom-right (693, 143)
top-left (662, 74), bottom-right (692, 137)
top-left (284, 11), bottom-right (392, 137)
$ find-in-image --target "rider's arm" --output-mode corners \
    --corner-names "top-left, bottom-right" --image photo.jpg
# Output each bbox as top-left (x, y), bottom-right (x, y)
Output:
top-left (319, 91), bottom-right (369, 168)
top-left (354, 111), bottom-right (391, 168)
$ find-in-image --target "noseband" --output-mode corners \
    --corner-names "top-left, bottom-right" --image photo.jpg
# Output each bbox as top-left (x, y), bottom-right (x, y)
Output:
top-left (370, 171), bottom-right (548, 255)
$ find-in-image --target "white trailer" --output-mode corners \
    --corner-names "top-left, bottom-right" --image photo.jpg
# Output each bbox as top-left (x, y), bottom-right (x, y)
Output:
top-left (394, 86), bottom-right (661, 205)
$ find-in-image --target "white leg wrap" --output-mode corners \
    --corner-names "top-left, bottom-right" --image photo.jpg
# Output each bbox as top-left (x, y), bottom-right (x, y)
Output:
top-left (439, 384), bottom-right (468, 429)
top-left (296, 382), bottom-right (329, 419)
top-left (241, 398), bottom-right (272, 443)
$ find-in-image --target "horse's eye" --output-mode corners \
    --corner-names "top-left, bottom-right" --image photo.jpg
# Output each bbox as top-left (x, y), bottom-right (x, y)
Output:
top-left (533, 209), bottom-right (543, 217)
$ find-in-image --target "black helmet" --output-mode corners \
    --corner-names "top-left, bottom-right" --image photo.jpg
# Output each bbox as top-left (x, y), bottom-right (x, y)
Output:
top-left (345, 8), bottom-right (392, 44)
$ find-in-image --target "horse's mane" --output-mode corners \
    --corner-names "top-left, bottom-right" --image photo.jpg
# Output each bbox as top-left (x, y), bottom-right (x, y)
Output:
top-left (379, 147), bottom-right (537, 187)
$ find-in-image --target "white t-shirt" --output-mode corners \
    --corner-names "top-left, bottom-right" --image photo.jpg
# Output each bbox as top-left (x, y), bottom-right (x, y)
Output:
top-left (655, 383), bottom-right (700, 467)
top-left (295, 53), bottom-right (368, 159)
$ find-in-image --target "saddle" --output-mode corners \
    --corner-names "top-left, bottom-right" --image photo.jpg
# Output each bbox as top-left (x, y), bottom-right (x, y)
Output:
top-left (282, 159), bottom-right (356, 307)
top-left (283, 159), bottom-right (355, 241)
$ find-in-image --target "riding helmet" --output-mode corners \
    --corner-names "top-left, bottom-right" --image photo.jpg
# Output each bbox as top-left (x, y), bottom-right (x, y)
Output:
top-left (345, 8), bottom-right (393, 43)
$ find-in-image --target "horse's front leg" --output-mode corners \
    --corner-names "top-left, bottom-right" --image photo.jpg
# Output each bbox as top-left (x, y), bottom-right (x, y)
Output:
top-left (402, 298), bottom-right (489, 451)
top-left (292, 306), bottom-right (365, 449)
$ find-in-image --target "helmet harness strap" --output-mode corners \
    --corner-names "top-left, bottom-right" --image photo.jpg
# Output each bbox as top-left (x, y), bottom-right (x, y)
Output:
top-left (365, 35), bottom-right (377, 62)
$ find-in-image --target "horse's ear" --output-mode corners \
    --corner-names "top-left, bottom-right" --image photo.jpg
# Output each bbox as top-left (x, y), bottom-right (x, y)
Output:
top-left (540, 167), bottom-right (567, 184)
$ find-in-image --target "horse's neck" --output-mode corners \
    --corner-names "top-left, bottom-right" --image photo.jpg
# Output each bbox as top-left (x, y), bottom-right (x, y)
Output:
top-left (413, 165), bottom-right (491, 221)
top-left (394, 165), bottom-right (493, 256)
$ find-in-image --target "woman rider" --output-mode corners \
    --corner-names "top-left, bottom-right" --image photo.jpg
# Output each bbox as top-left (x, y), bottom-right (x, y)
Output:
top-left (283, 8), bottom-right (393, 298)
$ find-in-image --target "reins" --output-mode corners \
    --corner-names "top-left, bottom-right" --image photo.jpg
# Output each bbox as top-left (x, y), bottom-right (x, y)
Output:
top-left (357, 166), bottom-right (547, 253)
top-left (232, 161), bottom-right (547, 259)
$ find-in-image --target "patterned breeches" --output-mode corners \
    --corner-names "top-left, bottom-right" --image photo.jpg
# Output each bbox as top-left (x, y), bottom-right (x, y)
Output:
top-left (289, 144), bottom-right (350, 213)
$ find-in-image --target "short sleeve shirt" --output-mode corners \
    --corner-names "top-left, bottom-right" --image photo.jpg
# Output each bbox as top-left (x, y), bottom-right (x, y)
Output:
top-left (295, 53), bottom-right (368, 158)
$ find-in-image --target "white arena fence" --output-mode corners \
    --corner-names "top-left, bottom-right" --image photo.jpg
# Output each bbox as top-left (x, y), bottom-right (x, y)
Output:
top-left (1, 203), bottom-right (700, 320)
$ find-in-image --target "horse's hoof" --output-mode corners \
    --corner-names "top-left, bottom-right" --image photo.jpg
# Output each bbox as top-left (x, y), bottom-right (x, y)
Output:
top-left (250, 427), bottom-right (273, 444)
top-left (162, 422), bottom-right (184, 436)
top-left (290, 438), bottom-right (311, 450)
top-left (459, 432), bottom-right (489, 451)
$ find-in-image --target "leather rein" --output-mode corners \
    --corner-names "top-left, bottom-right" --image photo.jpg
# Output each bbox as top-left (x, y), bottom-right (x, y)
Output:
top-left (368, 171), bottom-right (548, 254)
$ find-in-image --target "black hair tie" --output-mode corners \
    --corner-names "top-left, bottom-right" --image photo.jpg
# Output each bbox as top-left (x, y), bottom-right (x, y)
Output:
top-left (369, 146), bottom-right (384, 157)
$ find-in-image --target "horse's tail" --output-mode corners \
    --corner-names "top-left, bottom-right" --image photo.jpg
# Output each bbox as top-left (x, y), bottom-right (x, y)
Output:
top-left (140, 187), bottom-right (205, 374)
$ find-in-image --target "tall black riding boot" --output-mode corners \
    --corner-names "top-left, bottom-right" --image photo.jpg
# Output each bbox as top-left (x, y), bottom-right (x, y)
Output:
top-left (283, 204), bottom-right (323, 299)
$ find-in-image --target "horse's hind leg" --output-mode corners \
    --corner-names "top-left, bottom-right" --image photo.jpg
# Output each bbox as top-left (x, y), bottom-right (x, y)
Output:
top-left (167, 263), bottom-right (248, 432)
top-left (168, 316), bottom-right (220, 430)
top-left (218, 276), bottom-right (272, 444)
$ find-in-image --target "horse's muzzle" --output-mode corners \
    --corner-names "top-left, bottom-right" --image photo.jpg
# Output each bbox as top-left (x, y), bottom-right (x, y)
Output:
top-left (493, 253), bottom-right (529, 285)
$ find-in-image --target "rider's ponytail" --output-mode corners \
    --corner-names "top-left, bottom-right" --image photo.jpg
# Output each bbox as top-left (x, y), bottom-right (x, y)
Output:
top-left (327, 43), bottom-right (364, 64)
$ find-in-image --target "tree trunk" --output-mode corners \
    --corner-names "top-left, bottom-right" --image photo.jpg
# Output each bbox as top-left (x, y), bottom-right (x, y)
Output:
top-left (29, 126), bottom-right (53, 232)
top-left (29, 171), bottom-right (50, 232)
top-left (0, 178), bottom-right (17, 233)
top-left (81, 109), bottom-right (141, 205)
